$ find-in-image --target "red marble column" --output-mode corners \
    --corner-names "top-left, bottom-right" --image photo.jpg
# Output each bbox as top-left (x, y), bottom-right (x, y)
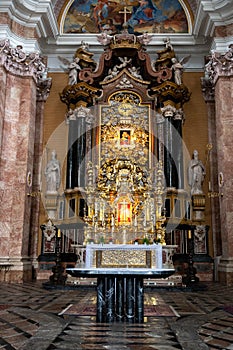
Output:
top-left (205, 46), bottom-right (233, 285)
top-left (0, 62), bottom-right (7, 151)
top-left (29, 79), bottom-right (52, 277)
top-left (215, 76), bottom-right (233, 285)
top-left (0, 41), bottom-right (51, 282)
top-left (201, 76), bottom-right (222, 279)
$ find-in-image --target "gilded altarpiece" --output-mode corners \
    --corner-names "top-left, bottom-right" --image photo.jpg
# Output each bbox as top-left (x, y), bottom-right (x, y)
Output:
top-left (57, 31), bottom-right (212, 277)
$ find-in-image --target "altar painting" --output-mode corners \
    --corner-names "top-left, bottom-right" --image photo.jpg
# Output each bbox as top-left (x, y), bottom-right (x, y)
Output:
top-left (62, 0), bottom-right (189, 34)
top-left (117, 199), bottom-right (132, 225)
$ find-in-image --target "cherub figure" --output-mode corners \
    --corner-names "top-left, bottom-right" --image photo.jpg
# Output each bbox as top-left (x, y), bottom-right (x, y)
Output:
top-left (116, 56), bottom-right (132, 69)
top-left (129, 66), bottom-right (143, 80)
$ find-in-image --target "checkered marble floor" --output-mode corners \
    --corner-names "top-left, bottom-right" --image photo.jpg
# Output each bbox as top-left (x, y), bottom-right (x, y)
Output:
top-left (0, 282), bottom-right (232, 349)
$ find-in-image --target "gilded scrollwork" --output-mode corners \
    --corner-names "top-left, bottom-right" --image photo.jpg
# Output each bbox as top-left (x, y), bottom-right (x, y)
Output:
top-left (100, 92), bottom-right (149, 167)
top-left (97, 159), bottom-right (150, 196)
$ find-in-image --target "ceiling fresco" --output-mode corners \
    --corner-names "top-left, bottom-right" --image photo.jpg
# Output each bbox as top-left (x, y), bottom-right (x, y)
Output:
top-left (61, 0), bottom-right (189, 35)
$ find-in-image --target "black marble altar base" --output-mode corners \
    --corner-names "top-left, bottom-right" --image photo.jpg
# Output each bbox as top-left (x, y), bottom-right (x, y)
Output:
top-left (96, 276), bottom-right (144, 322)
top-left (66, 268), bottom-right (175, 323)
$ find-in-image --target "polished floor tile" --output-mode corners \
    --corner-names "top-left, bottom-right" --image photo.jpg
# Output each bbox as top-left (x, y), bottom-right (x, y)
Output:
top-left (0, 282), bottom-right (232, 349)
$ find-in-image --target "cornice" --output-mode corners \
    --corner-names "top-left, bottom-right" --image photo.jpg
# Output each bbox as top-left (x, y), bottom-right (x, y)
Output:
top-left (0, 0), bottom-right (59, 39)
top-left (193, 0), bottom-right (233, 52)
top-left (0, 25), bottom-right (41, 51)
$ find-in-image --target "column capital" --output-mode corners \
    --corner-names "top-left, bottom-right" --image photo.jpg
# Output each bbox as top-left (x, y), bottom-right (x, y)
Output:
top-left (0, 39), bottom-right (48, 84)
top-left (160, 105), bottom-right (185, 123)
top-left (65, 105), bottom-right (94, 126)
top-left (37, 77), bottom-right (52, 102)
top-left (201, 76), bottom-right (215, 102)
top-left (204, 44), bottom-right (233, 85)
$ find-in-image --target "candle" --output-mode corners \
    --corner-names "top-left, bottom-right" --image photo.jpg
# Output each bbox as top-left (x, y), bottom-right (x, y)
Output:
top-left (188, 230), bottom-right (191, 239)
top-left (57, 229), bottom-right (61, 238)
top-left (208, 181), bottom-right (211, 192)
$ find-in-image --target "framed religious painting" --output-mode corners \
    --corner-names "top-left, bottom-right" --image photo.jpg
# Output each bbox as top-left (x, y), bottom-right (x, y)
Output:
top-left (118, 128), bottom-right (134, 148)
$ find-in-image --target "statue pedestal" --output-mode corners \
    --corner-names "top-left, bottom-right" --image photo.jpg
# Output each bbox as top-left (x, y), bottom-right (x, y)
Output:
top-left (44, 193), bottom-right (58, 220)
top-left (192, 194), bottom-right (206, 222)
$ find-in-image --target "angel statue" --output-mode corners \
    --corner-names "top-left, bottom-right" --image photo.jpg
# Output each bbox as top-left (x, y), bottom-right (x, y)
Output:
top-left (58, 56), bottom-right (81, 85)
top-left (171, 55), bottom-right (190, 85)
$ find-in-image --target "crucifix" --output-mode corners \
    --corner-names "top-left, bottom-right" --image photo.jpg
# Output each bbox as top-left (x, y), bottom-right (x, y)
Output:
top-left (119, 6), bottom-right (132, 27)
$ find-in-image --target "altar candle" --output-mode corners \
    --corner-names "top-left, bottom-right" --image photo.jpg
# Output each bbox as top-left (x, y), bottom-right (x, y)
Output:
top-left (57, 229), bottom-right (61, 238)
top-left (208, 181), bottom-right (211, 192)
top-left (188, 230), bottom-right (192, 239)
top-left (146, 203), bottom-right (150, 221)
top-left (94, 202), bottom-right (98, 215)
top-left (99, 209), bottom-right (103, 221)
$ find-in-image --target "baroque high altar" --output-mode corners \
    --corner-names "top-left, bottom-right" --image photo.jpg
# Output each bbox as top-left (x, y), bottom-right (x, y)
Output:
top-left (43, 28), bottom-right (208, 274)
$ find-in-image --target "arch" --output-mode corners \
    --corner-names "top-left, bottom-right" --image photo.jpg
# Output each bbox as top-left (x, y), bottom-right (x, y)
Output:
top-left (58, 0), bottom-right (194, 35)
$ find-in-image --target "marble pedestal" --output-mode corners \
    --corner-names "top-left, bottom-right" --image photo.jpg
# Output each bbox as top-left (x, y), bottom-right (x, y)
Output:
top-left (66, 267), bottom-right (175, 323)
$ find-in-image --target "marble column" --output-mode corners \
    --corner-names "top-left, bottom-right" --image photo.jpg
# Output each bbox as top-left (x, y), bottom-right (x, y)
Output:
top-left (160, 105), bottom-right (185, 189)
top-left (201, 73), bottom-right (222, 277)
top-left (0, 41), bottom-right (51, 282)
top-left (29, 78), bottom-right (52, 276)
top-left (66, 106), bottom-right (93, 189)
top-left (205, 46), bottom-right (233, 284)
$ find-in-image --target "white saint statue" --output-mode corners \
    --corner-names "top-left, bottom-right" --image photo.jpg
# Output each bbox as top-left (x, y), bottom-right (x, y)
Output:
top-left (44, 150), bottom-right (61, 193)
top-left (188, 150), bottom-right (205, 195)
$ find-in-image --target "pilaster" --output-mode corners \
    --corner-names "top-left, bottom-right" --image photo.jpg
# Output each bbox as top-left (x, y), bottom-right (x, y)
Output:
top-left (0, 40), bottom-right (51, 282)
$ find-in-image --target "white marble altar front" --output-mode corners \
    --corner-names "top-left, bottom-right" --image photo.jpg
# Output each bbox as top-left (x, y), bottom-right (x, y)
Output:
top-left (84, 243), bottom-right (177, 270)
